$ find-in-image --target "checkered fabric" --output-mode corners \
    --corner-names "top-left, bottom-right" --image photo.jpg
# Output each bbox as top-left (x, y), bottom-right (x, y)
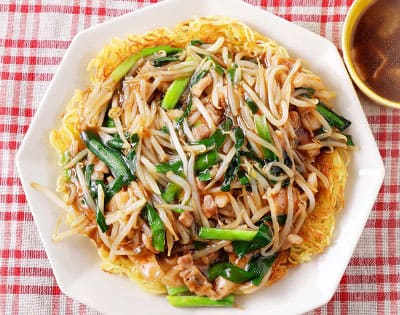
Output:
top-left (0, 0), bottom-right (399, 314)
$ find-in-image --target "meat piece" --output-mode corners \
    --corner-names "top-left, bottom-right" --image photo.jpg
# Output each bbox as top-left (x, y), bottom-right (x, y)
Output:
top-left (301, 112), bottom-right (321, 134)
top-left (162, 265), bottom-right (184, 288)
top-left (202, 195), bottom-right (217, 218)
top-left (167, 109), bottom-right (184, 121)
top-left (288, 111), bottom-right (300, 130)
top-left (214, 193), bottom-right (229, 208)
top-left (307, 172), bottom-right (318, 192)
top-left (191, 74), bottom-right (212, 97)
top-left (177, 253), bottom-right (194, 270)
top-left (214, 276), bottom-right (238, 297)
top-left (295, 126), bottom-right (311, 145)
top-left (271, 188), bottom-right (287, 215)
top-left (293, 71), bottom-right (325, 92)
top-left (206, 103), bottom-right (223, 125)
top-left (94, 160), bottom-right (109, 173)
top-left (218, 91), bottom-right (228, 109)
top-left (192, 124), bottom-right (211, 140)
top-left (287, 233), bottom-right (303, 245)
top-left (304, 148), bottom-right (320, 160)
top-left (106, 191), bottom-right (129, 212)
top-left (92, 160), bottom-right (109, 181)
top-left (198, 251), bottom-right (220, 266)
top-left (176, 253), bottom-right (226, 299)
top-left (275, 130), bottom-right (286, 149)
top-left (196, 177), bottom-right (207, 191)
top-left (179, 266), bottom-right (219, 299)
top-left (142, 233), bottom-right (157, 253)
top-left (137, 254), bottom-right (164, 281)
top-left (178, 211), bottom-right (193, 228)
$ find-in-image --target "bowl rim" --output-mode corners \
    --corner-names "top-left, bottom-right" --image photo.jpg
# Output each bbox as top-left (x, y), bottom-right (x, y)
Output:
top-left (341, 0), bottom-right (400, 109)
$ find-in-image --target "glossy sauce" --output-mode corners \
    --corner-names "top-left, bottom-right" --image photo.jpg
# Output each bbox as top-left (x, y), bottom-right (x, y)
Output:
top-left (352, 0), bottom-right (400, 102)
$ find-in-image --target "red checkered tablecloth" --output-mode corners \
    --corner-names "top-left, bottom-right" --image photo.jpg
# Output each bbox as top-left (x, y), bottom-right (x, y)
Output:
top-left (1, 1), bottom-right (399, 314)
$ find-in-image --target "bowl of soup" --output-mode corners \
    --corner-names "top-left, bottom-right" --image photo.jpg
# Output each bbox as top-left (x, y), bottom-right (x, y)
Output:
top-left (342, 0), bottom-right (400, 109)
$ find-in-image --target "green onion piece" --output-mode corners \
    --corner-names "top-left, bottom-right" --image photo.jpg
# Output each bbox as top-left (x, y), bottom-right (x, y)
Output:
top-left (220, 129), bottom-right (243, 191)
top-left (190, 69), bottom-right (208, 87)
top-left (205, 56), bottom-right (225, 75)
top-left (60, 151), bottom-right (70, 166)
top-left (238, 170), bottom-right (249, 185)
top-left (227, 64), bottom-right (238, 83)
top-left (167, 295), bottom-right (234, 307)
top-left (152, 55), bottom-right (180, 67)
top-left (233, 224), bottom-right (272, 257)
top-left (208, 256), bottom-right (276, 285)
top-left (194, 149), bottom-right (220, 171)
top-left (167, 286), bottom-right (190, 296)
top-left (283, 150), bottom-right (293, 168)
top-left (214, 63), bottom-right (225, 76)
top-left (143, 203), bottom-right (165, 252)
top-left (269, 165), bottom-right (283, 177)
top-left (106, 136), bottom-right (123, 150)
top-left (96, 210), bottom-right (108, 233)
top-left (194, 241), bottom-right (207, 250)
top-left (111, 46), bottom-right (182, 82)
top-left (106, 132), bottom-right (138, 150)
top-left (129, 133), bottom-right (140, 146)
top-left (105, 175), bottom-right (125, 201)
top-left (161, 77), bottom-right (191, 110)
top-left (254, 115), bottom-right (277, 162)
top-left (161, 182), bottom-right (182, 203)
top-left (96, 205), bottom-right (109, 233)
top-left (103, 116), bottom-right (115, 128)
top-left (195, 129), bottom-right (226, 149)
top-left (234, 127), bottom-right (244, 150)
top-left (221, 152), bottom-right (240, 192)
top-left (199, 227), bottom-right (257, 241)
top-left (171, 208), bottom-right (185, 214)
top-left (244, 95), bottom-right (258, 114)
top-left (245, 254), bottom-right (277, 285)
top-left (160, 126), bottom-right (169, 134)
top-left (316, 102), bottom-right (351, 131)
top-left (254, 114), bottom-right (272, 142)
top-left (190, 39), bottom-right (204, 46)
top-left (208, 262), bottom-right (254, 283)
top-left (295, 87), bottom-right (315, 98)
top-left (344, 133), bottom-right (355, 146)
top-left (80, 130), bottom-right (134, 183)
top-left (126, 147), bottom-right (137, 179)
top-left (258, 214), bottom-right (287, 226)
top-left (239, 150), bottom-right (266, 166)
top-left (92, 180), bottom-right (106, 199)
top-left (282, 178), bottom-right (290, 187)
top-left (197, 169), bottom-right (212, 182)
top-left (85, 164), bottom-right (94, 187)
top-left (64, 169), bottom-right (71, 181)
top-left (175, 95), bottom-right (192, 126)
top-left (155, 160), bottom-right (183, 176)
top-left (220, 117), bottom-right (233, 132)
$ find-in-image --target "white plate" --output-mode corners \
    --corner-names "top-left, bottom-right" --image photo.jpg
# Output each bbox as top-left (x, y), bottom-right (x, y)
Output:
top-left (16, 0), bottom-right (385, 314)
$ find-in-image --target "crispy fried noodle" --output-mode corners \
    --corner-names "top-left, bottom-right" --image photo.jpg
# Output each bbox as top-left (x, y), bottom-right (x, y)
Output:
top-left (38, 17), bottom-right (354, 306)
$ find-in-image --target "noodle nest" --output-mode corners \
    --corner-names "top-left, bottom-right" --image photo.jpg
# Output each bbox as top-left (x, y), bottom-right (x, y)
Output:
top-left (49, 17), bottom-right (350, 297)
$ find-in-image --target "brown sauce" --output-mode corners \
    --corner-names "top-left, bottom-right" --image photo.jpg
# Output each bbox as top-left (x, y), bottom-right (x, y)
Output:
top-left (351, 0), bottom-right (400, 102)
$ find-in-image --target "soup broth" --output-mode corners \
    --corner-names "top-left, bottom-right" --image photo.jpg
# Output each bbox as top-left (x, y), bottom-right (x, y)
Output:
top-left (352, 0), bottom-right (400, 102)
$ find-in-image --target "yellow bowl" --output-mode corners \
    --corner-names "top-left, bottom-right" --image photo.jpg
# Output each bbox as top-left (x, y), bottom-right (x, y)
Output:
top-left (342, 0), bottom-right (400, 109)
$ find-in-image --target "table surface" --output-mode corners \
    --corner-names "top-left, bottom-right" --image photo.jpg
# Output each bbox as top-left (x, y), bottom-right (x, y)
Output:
top-left (1, 1), bottom-right (399, 314)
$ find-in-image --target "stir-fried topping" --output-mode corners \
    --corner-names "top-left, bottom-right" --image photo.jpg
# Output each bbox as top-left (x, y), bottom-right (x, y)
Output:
top-left (47, 18), bottom-right (354, 307)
